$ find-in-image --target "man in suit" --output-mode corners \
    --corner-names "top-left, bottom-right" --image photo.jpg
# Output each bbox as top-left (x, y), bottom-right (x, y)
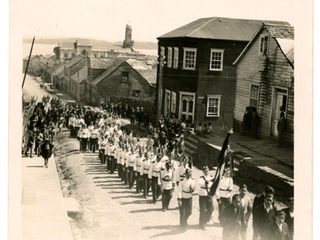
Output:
top-left (252, 192), bottom-right (277, 240)
top-left (262, 210), bottom-right (289, 240)
top-left (219, 194), bottom-right (244, 240)
top-left (283, 197), bottom-right (294, 240)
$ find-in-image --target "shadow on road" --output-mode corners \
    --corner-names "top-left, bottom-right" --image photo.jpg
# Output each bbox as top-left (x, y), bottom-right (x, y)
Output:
top-left (26, 165), bottom-right (45, 168)
top-left (112, 194), bottom-right (144, 199)
top-left (129, 207), bottom-right (164, 212)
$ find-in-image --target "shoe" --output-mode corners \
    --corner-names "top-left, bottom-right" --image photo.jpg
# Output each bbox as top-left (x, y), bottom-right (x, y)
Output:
top-left (162, 208), bottom-right (166, 212)
top-left (199, 226), bottom-right (206, 231)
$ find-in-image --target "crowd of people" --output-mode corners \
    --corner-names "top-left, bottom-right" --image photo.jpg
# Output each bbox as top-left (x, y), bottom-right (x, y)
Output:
top-left (23, 95), bottom-right (294, 240)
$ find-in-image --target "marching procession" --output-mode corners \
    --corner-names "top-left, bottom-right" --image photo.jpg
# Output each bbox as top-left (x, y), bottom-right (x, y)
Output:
top-left (22, 95), bottom-right (294, 240)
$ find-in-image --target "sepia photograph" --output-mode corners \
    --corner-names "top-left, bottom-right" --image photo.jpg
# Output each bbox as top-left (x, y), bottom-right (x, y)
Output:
top-left (8, 0), bottom-right (313, 239)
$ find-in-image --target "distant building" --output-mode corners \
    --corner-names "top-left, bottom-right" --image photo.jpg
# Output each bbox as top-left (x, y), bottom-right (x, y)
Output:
top-left (86, 58), bottom-right (156, 104)
top-left (123, 23), bottom-right (134, 48)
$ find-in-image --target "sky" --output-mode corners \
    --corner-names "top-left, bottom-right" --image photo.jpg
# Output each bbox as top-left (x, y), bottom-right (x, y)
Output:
top-left (10, 0), bottom-right (311, 42)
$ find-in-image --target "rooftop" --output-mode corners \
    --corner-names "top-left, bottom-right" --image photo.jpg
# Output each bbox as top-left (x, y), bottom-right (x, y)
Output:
top-left (158, 17), bottom-right (290, 41)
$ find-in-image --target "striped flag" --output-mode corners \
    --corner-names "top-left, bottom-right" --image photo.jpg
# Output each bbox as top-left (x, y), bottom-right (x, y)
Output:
top-left (209, 129), bottom-right (234, 196)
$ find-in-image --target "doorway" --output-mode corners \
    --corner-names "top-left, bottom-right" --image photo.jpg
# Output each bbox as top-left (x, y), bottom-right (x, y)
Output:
top-left (271, 88), bottom-right (287, 137)
top-left (179, 92), bottom-right (195, 124)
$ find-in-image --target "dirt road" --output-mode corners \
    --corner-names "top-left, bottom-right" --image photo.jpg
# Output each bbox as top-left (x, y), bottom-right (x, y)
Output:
top-left (54, 130), bottom-right (261, 240)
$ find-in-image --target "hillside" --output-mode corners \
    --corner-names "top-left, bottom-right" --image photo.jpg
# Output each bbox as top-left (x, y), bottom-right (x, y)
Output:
top-left (22, 37), bottom-right (158, 50)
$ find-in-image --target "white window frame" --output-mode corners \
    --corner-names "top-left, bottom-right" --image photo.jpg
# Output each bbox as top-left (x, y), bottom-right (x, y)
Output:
top-left (173, 47), bottom-right (179, 69)
top-left (259, 34), bottom-right (269, 55)
top-left (183, 47), bottom-right (197, 70)
top-left (209, 49), bottom-right (224, 71)
top-left (171, 91), bottom-right (176, 113)
top-left (167, 47), bottom-right (172, 68)
top-left (206, 95), bottom-right (221, 117)
top-left (249, 84), bottom-right (259, 109)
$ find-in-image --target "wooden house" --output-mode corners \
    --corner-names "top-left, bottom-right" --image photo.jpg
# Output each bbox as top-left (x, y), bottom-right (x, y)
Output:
top-left (156, 17), bottom-right (290, 128)
top-left (87, 58), bottom-right (156, 105)
top-left (233, 23), bottom-right (294, 144)
top-left (62, 54), bottom-right (91, 102)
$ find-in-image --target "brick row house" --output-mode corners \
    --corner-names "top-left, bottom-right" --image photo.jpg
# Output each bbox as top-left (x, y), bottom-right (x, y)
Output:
top-left (233, 23), bottom-right (294, 144)
top-left (156, 17), bottom-right (290, 129)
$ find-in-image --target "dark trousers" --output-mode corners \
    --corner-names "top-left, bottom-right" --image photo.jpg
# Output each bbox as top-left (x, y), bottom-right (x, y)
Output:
top-left (90, 138), bottom-right (97, 153)
top-left (100, 149), bottom-right (105, 164)
top-left (117, 163), bottom-right (122, 178)
top-left (199, 195), bottom-right (214, 227)
top-left (81, 138), bottom-right (87, 152)
top-left (121, 165), bottom-right (125, 181)
top-left (25, 144), bottom-right (33, 158)
top-left (180, 198), bottom-right (193, 227)
top-left (69, 126), bottom-right (73, 137)
top-left (128, 166), bottom-right (135, 188)
top-left (278, 130), bottom-right (285, 146)
top-left (135, 172), bottom-right (142, 193)
top-left (109, 156), bottom-right (115, 173)
top-left (151, 176), bottom-right (161, 203)
top-left (143, 174), bottom-right (150, 197)
top-left (162, 189), bottom-right (173, 210)
top-left (219, 197), bottom-right (230, 216)
top-left (106, 155), bottom-right (111, 171)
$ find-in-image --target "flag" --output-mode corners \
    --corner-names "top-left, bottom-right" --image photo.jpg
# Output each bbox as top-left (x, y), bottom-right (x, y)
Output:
top-left (209, 129), bottom-right (233, 196)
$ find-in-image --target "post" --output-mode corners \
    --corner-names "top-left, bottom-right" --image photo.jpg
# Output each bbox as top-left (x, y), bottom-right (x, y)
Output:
top-left (22, 37), bottom-right (35, 89)
top-left (156, 55), bottom-right (164, 127)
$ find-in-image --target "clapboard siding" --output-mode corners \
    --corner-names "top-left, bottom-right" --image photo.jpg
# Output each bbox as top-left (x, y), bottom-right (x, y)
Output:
top-left (234, 28), bottom-right (294, 144)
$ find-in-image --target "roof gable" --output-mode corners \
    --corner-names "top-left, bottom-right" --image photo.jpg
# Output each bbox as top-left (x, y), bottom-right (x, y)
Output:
top-left (158, 17), bottom-right (290, 41)
top-left (64, 54), bottom-right (86, 68)
top-left (233, 23), bottom-right (294, 67)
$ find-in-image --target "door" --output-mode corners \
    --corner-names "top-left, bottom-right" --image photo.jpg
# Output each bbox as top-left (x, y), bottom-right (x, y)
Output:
top-left (271, 89), bottom-right (287, 137)
top-left (164, 90), bottom-right (171, 118)
top-left (179, 92), bottom-right (195, 124)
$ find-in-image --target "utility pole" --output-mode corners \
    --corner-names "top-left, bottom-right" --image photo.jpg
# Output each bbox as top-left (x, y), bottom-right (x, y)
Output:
top-left (22, 37), bottom-right (35, 89)
top-left (156, 54), bottom-right (165, 127)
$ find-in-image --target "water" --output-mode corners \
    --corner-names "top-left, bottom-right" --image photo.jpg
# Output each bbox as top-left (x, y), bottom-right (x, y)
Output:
top-left (22, 43), bottom-right (158, 59)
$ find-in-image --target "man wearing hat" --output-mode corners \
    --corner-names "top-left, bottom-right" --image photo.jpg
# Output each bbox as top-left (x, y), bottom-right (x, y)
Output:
top-left (141, 152), bottom-right (152, 198)
top-left (177, 168), bottom-right (195, 228)
top-left (198, 165), bottom-right (214, 230)
top-left (134, 148), bottom-right (144, 193)
top-left (148, 153), bottom-right (163, 203)
top-left (160, 160), bottom-right (175, 211)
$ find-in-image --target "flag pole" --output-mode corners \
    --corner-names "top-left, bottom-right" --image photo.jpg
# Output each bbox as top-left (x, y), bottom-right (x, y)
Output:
top-left (22, 37), bottom-right (35, 89)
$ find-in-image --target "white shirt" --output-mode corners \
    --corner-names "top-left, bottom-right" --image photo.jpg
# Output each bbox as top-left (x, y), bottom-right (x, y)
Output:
top-left (198, 175), bottom-right (213, 196)
top-left (178, 178), bottom-right (195, 199)
top-left (148, 160), bottom-right (163, 179)
top-left (134, 156), bottom-right (143, 172)
top-left (216, 176), bottom-right (233, 199)
top-left (160, 168), bottom-right (175, 190)
top-left (141, 159), bottom-right (151, 175)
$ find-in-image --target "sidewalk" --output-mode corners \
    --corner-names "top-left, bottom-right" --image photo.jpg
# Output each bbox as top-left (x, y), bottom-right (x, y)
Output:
top-left (21, 154), bottom-right (74, 240)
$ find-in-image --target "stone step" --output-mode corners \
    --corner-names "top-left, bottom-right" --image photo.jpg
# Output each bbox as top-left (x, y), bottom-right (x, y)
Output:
top-left (185, 135), bottom-right (199, 145)
top-left (184, 140), bottom-right (198, 151)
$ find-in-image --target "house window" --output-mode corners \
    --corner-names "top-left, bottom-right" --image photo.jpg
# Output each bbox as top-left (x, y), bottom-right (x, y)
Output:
top-left (250, 85), bottom-right (259, 109)
top-left (210, 49), bottom-right (224, 71)
top-left (259, 35), bottom-right (269, 54)
top-left (72, 52), bottom-right (76, 57)
top-left (183, 48), bottom-right (197, 70)
top-left (171, 91), bottom-right (176, 113)
top-left (132, 90), bottom-right (140, 97)
top-left (206, 95), bottom-right (221, 117)
top-left (173, 47), bottom-right (179, 69)
top-left (160, 46), bottom-right (165, 57)
top-left (167, 47), bottom-right (172, 68)
top-left (64, 52), bottom-right (68, 58)
top-left (121, 72), bottom-right (129, 83)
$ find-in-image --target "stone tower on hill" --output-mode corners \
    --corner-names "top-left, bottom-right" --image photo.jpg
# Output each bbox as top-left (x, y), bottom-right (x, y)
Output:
top-left (123, 23), bottom-right (134, 48)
